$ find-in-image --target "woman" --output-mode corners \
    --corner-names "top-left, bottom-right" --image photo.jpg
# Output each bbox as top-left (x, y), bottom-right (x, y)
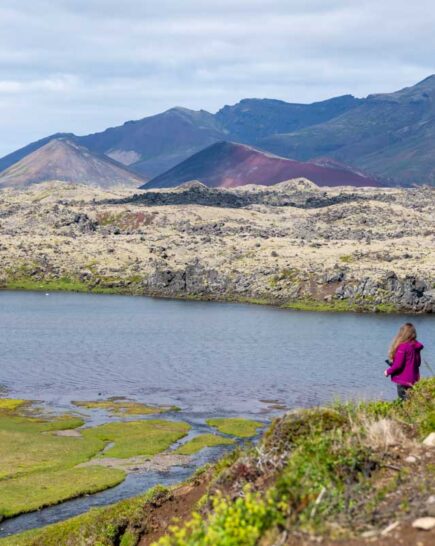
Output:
top-left (385, 323), bottom-right (424, 400)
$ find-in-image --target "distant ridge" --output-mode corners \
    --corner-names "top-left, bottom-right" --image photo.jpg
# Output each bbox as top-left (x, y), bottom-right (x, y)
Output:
top-left (1, 75), bottom-right (435, 186)
top-left (143, 141), bottom-right (380, 189)
top-left (0, 139), bottom-right (146, 189)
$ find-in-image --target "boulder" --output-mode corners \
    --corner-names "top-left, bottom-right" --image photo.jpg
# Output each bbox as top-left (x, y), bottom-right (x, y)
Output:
top-left (423, 432), bottom-right (435, 447)
top-left (412, 517), bottom-right (435, 531)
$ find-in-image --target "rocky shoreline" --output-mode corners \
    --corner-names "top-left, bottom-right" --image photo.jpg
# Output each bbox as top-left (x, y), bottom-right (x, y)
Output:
top-left (0, 180), bottom-right (433, 313)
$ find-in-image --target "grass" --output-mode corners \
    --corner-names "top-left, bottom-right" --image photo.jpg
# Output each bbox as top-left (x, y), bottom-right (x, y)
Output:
top-left (0, 485), bottom-right (170, 546)
top-left (0, 466), bottom-right (125, 520)
top-left (0, 401), bottom-right (98, 480)
top-left (174, 434), bottom-right (235, 455)
top-left (153, 379), bottom-right (435, 545)
top-left (0, 399), bottom-right (192, 521)
top-left (206, 418), bottom-right (264, 438)
top-left (0, 397), bottom-right (84, 432)
top-left (5, 276), bottom-right (89, 293)
top-left (83, 419), bottom-right (191, 458)
top-left (357, 377), bottom-right (435, 438)
top-left (3, 275), bottom-right (145, 296)
top-left (0, 427), bottom-right (105, 480)
top-left (0, 398), bottom-right (26, 411)
top-left (282, 298), bottom-right (398, 314)
top-left (282, 299), bottom-right (360, 312)
top-left (73, 399), bottom-right (180, 415)
top-left (0, 413), bottom-right (84, 434)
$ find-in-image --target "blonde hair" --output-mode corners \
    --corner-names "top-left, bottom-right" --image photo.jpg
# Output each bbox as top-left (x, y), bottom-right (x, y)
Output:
top-left (388, 323), bottom-right (417, 361)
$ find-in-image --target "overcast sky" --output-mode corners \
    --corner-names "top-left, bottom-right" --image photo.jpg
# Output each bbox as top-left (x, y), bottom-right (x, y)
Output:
top-left (0, 0), bottom-right (434, 156)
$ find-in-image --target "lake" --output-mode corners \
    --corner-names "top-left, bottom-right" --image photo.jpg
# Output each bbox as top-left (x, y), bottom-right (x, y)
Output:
top-left (0, 290), bottom-right (434, 536)
top-left (1, 291), bottom-right (434, 412)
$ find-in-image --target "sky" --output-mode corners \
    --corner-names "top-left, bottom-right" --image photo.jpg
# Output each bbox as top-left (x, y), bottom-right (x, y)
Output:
top-left (0, 0), bottom-right (434, 157)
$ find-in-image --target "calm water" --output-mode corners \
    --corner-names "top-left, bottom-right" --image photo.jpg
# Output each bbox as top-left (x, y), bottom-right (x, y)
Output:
top-left (0, 290), bottom-right (434, 536)
top-left (1, 291), bottom-right (434, 412)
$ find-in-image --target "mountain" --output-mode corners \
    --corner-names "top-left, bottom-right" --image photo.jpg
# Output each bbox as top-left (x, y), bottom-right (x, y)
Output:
top-left (215, 95), bottom-right (362, 144)
top-left (1, 75), bottom-right (435, 186)
top-left (0, 138), bottom-right (145, 189)
top-left (143, 141), bottom-right (380, 189)
top-left (0, 133), bottom-right (74, 173)
top-left (79, 107), bottom-right (227, 178)
top-left (0, 109), bottom-right (227, 181)
top-left (258, 75), bottom-right (435, 185)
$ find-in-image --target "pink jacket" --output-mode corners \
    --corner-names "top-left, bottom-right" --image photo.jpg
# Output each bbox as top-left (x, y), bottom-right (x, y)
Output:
top-left (387, 340), bottom-right (424, 386)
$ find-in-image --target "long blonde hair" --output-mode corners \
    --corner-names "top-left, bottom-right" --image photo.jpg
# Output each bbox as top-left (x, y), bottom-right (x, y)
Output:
top-left (388, 323), bottom-right (417, 361)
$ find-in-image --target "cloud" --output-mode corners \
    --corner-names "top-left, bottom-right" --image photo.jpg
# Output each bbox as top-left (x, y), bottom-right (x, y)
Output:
top-left (0, 0), bottom-right (434, 156)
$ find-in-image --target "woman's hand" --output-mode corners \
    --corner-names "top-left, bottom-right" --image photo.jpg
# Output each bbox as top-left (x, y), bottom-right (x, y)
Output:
top-left (384, 369), bottom-right (389, 377)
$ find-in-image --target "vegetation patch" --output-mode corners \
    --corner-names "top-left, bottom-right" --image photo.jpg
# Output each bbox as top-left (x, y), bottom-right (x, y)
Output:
top-left (0, 426), bottom-right (104, 480)
top-left (0, 400), bottom-right (128, 520)
top-left (0, 397), bottom-right (84, 431)
top-left (282, 298), bottom-right (360, 313)
top-left (96, 210), bottom-right (156, 231)
top-left (2, 380), bottom-right (434, 545)
top-left (206, 418), bottom-right (263, 438)
top-left (0, 485), bottom-right (170, 546)
top-left (0, 398), bottom-right (27, 412)
top-left (5, 275), bottom-right (89, 293)
top-left (73, 399), bottom-right (180, 416)
top-left (174, 434), bottom-right (235, 455)
top-left (0, 466), bottom-right (125, 520)
top-left (83, 419), bottom-right (191, 458)
top-left (0, 398), bottom-right (191, 521)
top-left (151, 379), bottom-right (434, 545)
top-left (282, 297), bottom-right (399, 314)
top-left (357, 377), bottom-right (435, 437)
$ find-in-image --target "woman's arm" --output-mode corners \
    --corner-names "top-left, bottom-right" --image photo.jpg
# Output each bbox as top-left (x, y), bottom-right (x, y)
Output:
top-left (386, 347), bottom-right (406, 376)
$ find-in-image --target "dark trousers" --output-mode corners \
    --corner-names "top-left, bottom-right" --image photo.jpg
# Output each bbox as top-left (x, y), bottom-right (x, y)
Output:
top-left (397, 384), bottom-right (411, 401)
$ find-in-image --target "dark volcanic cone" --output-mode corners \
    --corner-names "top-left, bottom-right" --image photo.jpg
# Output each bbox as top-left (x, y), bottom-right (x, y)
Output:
top-left (143, 141), bottom-right (380, 189)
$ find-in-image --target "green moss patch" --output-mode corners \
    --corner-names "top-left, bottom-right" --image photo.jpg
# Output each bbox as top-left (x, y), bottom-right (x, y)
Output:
top-left (0, 397), bottom-right (84, 430)
top-left (0, 398), bottom-right (190, 522)
top-left (0, 427), bottom-right (105, 480)
top-left (0, 466), bottom-right (125, 520)
top-left (174, 434), bottom-right (235, 455)
top-left (5, 276), bottom-right (89, 293)
top-left (73, 399), bottom-right (179, 415)
top-left (0, 398), bottom-right (27, 412)
top-left (83, 419), bottom-right (190, 458)
top-left (206, 418), bottom-right (263, 438)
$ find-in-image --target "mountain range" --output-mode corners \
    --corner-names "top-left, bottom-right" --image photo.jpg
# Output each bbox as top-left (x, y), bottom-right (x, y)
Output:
top-left (1, 75), bottom-right (434, 189)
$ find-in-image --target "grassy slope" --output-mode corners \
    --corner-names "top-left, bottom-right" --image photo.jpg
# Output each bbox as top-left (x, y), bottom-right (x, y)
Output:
top-left (154, 378), bottom-right (435, 545)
